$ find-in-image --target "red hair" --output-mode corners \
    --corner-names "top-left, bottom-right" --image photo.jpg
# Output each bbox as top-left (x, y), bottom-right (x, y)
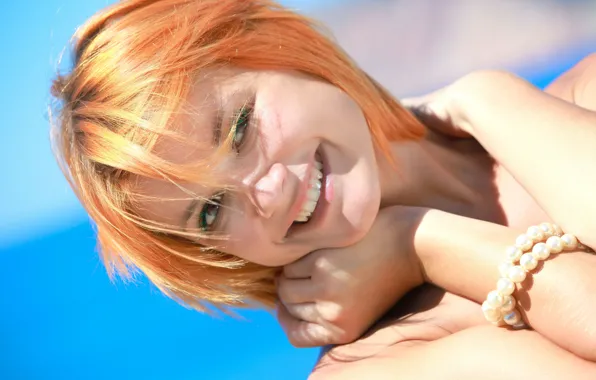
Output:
top-left (51, 0), bottom-right (424, 312)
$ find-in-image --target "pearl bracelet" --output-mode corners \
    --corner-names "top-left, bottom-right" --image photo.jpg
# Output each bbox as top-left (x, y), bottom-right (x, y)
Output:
top-left (482, 222), bottom-right (582, 327)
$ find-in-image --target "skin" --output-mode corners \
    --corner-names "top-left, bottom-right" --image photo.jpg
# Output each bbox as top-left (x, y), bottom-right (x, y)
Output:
top-left (136, 68), bottom-right (381, 266)
top-left (138, 66), bottom-right (516, 263)
top-left (310, 54), bottom-right (596, 378)
top-left (136, 54), bottom-right (596, 377)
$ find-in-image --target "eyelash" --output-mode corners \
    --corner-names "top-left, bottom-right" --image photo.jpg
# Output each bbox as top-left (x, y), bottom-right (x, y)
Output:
top-left (198, 101), bottom-right (254, 231)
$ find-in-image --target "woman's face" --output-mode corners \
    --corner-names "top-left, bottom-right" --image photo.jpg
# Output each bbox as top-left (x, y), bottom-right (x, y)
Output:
top-left (137, 68), bottom-right (381, 266)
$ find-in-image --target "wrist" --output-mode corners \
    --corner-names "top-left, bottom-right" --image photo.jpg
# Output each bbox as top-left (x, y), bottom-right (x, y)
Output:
top-left (381, 206), bottom-right (428, 288)
top-left (411, 209), bottom-right (446, 284)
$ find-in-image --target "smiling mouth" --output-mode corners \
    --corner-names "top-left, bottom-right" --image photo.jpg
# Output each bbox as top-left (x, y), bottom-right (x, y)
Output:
top-left (293, 154), bottom-right (324, 224)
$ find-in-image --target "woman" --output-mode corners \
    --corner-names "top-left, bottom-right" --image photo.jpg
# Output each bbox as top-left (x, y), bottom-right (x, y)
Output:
top-left (51, 0), bottom-right (596, 377)
top-left (298, 55), bottom-right (596, 379)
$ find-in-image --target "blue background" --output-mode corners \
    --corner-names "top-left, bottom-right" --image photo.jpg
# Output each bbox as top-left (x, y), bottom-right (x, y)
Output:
top-left (1, 0), bottom-right (594, 379)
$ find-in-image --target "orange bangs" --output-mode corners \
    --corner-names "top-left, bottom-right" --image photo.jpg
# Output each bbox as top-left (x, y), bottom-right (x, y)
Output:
top-left (50, 0), bottom-right (424, 312)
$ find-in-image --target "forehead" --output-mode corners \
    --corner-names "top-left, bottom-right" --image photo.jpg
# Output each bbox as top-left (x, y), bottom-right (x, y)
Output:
top-left (132, 70), bottom-right (235, 226)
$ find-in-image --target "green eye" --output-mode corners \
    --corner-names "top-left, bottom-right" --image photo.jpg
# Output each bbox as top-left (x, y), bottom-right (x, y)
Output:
top-left (232, 104), bottom-right (252, 150)
top-left (198, 194), bottom-right (223, 231)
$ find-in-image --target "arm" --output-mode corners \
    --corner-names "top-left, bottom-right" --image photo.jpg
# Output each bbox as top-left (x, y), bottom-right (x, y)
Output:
top-left (415, 210), bottom-right (596, 361)
top-left (544, 53), bottom-right (596, 110)
top-left (451, 65), bottom-right (596, 249)
top-left (311, 325), bottom-right (596, 380)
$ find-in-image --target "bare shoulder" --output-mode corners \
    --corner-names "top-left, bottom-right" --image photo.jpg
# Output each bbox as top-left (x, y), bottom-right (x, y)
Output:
top-left (545, 53), bottom-right (596, 110)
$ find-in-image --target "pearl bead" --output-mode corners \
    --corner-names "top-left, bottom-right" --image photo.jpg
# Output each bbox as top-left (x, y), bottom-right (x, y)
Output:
top-left (508, 266), bottom-right (527, 283)
top-left (499, 262), bottom-right (514, 277)
top-left (515, 234), bottom-right (533, 251)
top-left (482, 301), bottom-right (502, 322)
top-left (497, 277), bottom-right (515, 296)
top-left (504, 246), bottom-right (523, 262)
top-left (561, 234), bottom-right (578, 251)
top-left (520, 253), bottom-right (538, 271)
top-left (504, 309), bottom-right (522, 326)
top-left (501, 295), bottom-right (516, 313)
top-left (486, 290), bottom-right (505, 308)
top-left (552, 224), bottom-right (563, 236)
top-left (532, 242), bottom-right (551, 260)
top-left (545, 236), bottom-right (564, 254)
top-left (526, 226), bottom-right (544, 242)
top-left (539, 223), bottom-right (554, 238)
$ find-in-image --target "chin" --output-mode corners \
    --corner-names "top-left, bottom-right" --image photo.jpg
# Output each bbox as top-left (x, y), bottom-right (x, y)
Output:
top-left (334, 198), bottom-right (379, 248)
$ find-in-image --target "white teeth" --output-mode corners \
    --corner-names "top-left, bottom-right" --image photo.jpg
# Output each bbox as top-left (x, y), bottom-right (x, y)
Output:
top-left (310, 177), bottom-right (321, 189)
top-left (294, 158), bottom-right (323, 223)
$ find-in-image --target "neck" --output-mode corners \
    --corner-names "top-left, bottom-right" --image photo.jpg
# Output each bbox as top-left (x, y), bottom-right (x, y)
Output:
top-left (376, 134), bottom-right (481, 216)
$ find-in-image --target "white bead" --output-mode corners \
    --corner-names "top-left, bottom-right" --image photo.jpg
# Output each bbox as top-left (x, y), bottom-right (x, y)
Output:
top-left (515, 234), bottom-right (533, 251)
top-left (526, 226), bottom-right (544, 242)
top-left (532, 242), bottom-right (551, 260)
top-left (497, 278), bottom-right (515, 296)
top-left (508, 266), bottom-right (527, 283)
top-left (482, 301), bottom-right (502, 322)
top-left (552, 224), bottom-right (563, 236)
top-left (486, 290), bottom-right (505, 308)
top-left (561, 234), bottom-right (578, 251)
top-left (501, 295), bottom-right (516, 313)
top-left (520, 253), bottom-right (538, 271)
top-left (539, 223), bottom-right (554, 238)
top-left (504, 309), bottom-right (522, 326)
top-left (504, 246), bottom-right (523, 262)
top-left (499, 262), bottom-right (514, 277)
top-left (545, 236), bottom-right (564, 254)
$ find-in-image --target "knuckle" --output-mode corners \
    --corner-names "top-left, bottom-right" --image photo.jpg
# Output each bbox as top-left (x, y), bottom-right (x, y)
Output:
top-left (312, 256), bottom-right (332, 275)
top-left (316, 301), bottom-right (344, 323)
top-left (288, 335), bottom-right (306, 348)
top-left (283, 263), bottom-right (299, 278)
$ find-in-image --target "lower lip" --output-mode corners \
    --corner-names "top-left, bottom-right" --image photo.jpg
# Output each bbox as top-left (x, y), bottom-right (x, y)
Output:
top-left (324, 173), bottom-right (334, 203)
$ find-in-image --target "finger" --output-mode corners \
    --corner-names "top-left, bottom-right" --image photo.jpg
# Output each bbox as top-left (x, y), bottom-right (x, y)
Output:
top-left (282, 251), bottom-right (322, 278)
top-left (277, 303), bottom-right (333, 348)
top-left (277, 276), bottom-right (317, 305)
top-left (284, 302), bottom-right (322, 324)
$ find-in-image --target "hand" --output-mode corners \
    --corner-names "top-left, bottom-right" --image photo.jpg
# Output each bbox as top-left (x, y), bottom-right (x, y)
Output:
top-left (276, 206), bottom-right (428, 347)
top-left (401, 74), bottom-right (479, 139)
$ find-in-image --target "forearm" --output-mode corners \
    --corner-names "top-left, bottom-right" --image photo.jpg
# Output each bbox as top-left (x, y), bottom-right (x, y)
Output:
top-left (415, 209), bottom-right (596, 361)
top-left (453, 71), bottom-right (596, 248)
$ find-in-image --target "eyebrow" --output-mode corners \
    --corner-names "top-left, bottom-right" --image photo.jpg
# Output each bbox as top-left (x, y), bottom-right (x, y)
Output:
top-left (181, 199), bottom-right (199, 229)
top-left (212, 103), bottom-right (224, 146)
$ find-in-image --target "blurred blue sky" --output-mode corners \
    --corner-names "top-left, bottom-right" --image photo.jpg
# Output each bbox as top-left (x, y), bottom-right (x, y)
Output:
top-left (1, 0), bottom-right (594, 379)
top-left (2, 2), bottom-right (329, 379)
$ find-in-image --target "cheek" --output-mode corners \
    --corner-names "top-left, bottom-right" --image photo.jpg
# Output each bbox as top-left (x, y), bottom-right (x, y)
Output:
top-left (221, 219), bottom-right (275, 266)
top-left (257, 78), bottom-right (318, 147)
top-left (226, 239), bottom-right (284, 267)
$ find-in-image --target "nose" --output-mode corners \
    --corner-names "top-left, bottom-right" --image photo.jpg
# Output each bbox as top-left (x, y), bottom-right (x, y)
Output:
top-left (251, 163), bottom-right (287, 219)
